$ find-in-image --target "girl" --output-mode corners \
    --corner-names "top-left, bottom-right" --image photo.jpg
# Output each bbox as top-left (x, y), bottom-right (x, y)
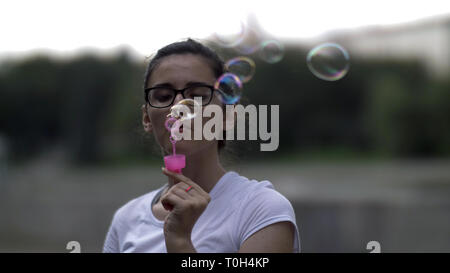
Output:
top-left (103, 39), bottom-right (300, 253)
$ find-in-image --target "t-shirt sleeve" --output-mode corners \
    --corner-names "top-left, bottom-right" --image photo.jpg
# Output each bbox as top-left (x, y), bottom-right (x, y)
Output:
top-left (102, 212), bottom-right (121, 253)
top-left (234, 182), bottom-right (300, 252)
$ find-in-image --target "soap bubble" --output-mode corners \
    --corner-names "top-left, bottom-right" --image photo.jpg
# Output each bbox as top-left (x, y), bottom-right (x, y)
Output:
top-left (165, 116), bottom-right (177, 131)
top-left (168, 98), bottom-right (200, 121)
top-left (259, 40), bottom-right (284, 64)
top-left (214, 73), bottom-right (243, 104)
top-left (214, 21), bottom-right (246, 48)
top-left (177, 98), bottom-right (199, 108)
top-left (306, 43), bottom-right (350, 81)
top-left (167, 99), bottom-right (199, 126)
top-left (164, 116), bottom-right (182, 142)
top-left (225, 57), bottom-right (256, 83)
top-left (165, 99), bottom-right (201, 141)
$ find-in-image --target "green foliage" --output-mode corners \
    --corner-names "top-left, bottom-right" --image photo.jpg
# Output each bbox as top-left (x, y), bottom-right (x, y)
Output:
top-left (366, 61), bottom-right (450, 157)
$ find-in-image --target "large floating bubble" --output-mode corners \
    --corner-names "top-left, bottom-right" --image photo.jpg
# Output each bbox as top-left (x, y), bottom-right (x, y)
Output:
top-left (225, 57), bottom-right (256, 83)
top-left (259, 40), bottom-right (284, 64)
top-left (306, 43), bottom-right (350, 81)
top-left (214, 73), bottom-right (243, 104)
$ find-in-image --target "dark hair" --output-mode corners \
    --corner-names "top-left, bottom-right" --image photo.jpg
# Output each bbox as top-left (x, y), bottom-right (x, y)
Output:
top-left (143, 38), bottom-right (227, 150)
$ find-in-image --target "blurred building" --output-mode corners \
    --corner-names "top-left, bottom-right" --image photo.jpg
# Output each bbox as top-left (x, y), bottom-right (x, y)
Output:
top-left (329, 15), bottom-right (450, 79)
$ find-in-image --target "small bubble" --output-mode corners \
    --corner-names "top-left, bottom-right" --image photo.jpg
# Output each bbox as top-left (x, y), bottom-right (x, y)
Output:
top-left (306, 42), bottom-right (350, 81)
top-left (214, 73), bottom-right (243, 104)
top-left (225, 56), bottom-right (256, 83)
top-left (259, 40), bottom-right (284, 64)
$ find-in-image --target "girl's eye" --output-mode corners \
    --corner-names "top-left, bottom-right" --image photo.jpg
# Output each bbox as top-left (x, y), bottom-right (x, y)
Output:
top-left (153, 88), bottom-right (174, 102)
top-left (187, 87), bottom-right (210, 99)
top-left (156, 94), bottom-right (172, 102)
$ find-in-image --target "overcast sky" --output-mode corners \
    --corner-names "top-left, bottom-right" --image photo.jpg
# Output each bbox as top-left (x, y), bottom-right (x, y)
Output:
top-left (1, 0), bottom-right (449, 58)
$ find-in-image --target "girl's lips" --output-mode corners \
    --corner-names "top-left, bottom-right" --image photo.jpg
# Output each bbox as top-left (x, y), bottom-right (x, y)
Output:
top-left (165, 118), bottom-right (195, 137)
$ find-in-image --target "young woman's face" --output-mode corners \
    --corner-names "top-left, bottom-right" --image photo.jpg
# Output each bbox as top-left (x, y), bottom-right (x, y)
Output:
top-left (143, 53), bottom-right (223, 156)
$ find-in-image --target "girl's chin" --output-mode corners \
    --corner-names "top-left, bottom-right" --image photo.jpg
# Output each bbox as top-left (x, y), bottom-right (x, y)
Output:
top-left (165, 139), bottom-right (193, 155)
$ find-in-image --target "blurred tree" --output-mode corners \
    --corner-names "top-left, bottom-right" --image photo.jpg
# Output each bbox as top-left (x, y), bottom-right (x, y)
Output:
top-left (0, 56), bottom-right (63, 161)
top-left (60, 55), bottom-right (116, 164)
top-left (0, 47), bottom-right (449, 165)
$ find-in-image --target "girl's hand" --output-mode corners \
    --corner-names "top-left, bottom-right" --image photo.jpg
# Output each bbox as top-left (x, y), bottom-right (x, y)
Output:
top-left (160, 167), bottom-right (211, 252)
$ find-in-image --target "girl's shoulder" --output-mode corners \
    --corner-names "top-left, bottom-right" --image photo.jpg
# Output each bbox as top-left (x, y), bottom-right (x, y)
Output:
top-left (226, 171), bottom-right (276, 194)
top-left (221, 171), bottom-right (289, 208)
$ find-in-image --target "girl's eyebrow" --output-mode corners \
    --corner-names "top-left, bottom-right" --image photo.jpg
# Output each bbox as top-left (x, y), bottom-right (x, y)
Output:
top-left (151, 82), bottom-right (173, 88)
top-left (185, 81), bottom-right (211, 87)
top-left (151, 81), bottom-right (211, 88)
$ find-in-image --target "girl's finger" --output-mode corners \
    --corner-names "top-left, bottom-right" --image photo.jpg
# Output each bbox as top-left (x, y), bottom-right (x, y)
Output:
top-left (161, 167), bottom-right (190, 183)
top-left (162, 167), bottom-right (208, 197)
top-left (171, 185), bottom-right (191, 200)
top-left (171, 181), bottom-right (191, 194)
top-left (160, 192), bottom-right (184, 212)
top-left (172, 182), bottom-right (210, 206)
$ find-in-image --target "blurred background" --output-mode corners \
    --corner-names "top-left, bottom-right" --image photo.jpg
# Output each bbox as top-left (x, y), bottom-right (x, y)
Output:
top-left (0, 0), bottom-right (449, 252)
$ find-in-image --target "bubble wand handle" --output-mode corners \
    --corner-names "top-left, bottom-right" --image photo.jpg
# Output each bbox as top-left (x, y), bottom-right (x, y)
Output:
top-left (164, 117), bottom-right (186, 173)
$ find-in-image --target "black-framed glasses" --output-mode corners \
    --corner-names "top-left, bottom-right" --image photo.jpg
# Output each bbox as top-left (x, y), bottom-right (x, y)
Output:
top-left (144, 84), bottom-right (216, 108)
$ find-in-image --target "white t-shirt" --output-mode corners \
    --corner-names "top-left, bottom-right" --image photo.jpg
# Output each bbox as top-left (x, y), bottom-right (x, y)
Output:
top-left (103, 171), bottom-right (300, 253)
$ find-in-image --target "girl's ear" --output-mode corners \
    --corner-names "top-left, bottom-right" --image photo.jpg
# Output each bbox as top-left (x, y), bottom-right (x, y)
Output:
top-left (142, 104), bottom-right (153, 133)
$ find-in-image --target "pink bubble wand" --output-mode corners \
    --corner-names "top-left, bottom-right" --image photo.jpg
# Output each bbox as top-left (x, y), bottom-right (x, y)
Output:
top-left (163, 117), bottom-right (186, 174)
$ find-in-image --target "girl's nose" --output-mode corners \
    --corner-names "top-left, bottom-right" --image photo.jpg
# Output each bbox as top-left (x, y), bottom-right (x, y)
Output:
top-left (173, 93), bottom-right (184, 105)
